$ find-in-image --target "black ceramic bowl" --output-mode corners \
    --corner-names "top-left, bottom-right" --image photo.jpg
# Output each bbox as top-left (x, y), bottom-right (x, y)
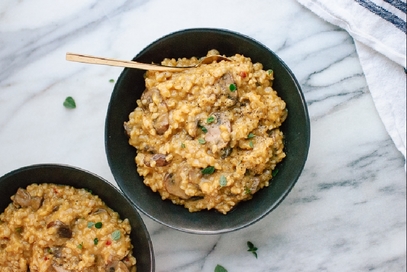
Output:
top-left (0, 164), bottom-right (155, 272)
top-left (105, 28), bottom-right (310, 234)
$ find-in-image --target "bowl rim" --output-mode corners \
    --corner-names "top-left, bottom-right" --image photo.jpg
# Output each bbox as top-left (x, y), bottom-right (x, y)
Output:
top-left (0, 163), bottom-right (155, 271)
top-left (105, 27), bottom-right (310, 234)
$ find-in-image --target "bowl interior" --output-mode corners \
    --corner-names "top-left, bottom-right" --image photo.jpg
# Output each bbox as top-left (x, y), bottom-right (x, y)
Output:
top-left (105, 28), bottom-right (310, 234)
top-left (0, 164), bottom-right (154, 272)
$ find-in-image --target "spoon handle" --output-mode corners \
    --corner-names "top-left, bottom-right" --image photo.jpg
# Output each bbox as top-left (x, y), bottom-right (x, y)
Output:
top-left (65, 53), bottom-right (185, 72)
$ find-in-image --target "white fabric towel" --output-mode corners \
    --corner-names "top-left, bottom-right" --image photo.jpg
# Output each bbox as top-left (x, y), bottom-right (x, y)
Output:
top-left (296, 0), bottom-right (406, 164)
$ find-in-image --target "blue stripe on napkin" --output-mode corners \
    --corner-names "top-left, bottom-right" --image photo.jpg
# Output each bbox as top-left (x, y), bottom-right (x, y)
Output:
top-left (384, 0), bottom-right (407, 13)
top-left (355, 0), bottom-right (407, 33)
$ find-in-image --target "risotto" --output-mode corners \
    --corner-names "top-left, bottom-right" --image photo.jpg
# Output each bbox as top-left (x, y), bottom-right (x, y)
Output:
top-left (0, 184), bottom-right (136, 272)
top-left (124, 49), bottom-right (287, 214)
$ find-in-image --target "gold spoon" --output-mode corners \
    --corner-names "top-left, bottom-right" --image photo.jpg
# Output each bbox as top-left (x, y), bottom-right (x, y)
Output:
top-left (66, 52), bottom-right (230, 72)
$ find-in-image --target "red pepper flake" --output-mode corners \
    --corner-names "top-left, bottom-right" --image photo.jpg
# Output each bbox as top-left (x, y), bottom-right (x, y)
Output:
top-left (106, 240), bottom-right (112, 246)
top-left (53, 188), bottom-right (58, 194)
top-left (44, 256), bottom-right (49, 261)
top-left (239, 71), bottom-right (247, 78)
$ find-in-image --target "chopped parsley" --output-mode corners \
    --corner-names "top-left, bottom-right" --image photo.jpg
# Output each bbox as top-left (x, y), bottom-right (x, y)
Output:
top-left (181, 143), bottom-right (186, 148)
top-left (267, 69), bottom-right (273, 75)
top-left (201, 166), bottom-right (215, 175)
top-left (87, 222), bottom-right (95, 228)
top-left (77, 242), bottom-right (83, 249)
top-left (215, 265), bottom-right (228, 272)
top-left (244, 186), bottom-right (251, 194)
top-left (112, 230), bottom-right (121, 241)
top-left (219, 175), bottom-right (227, 187)
top-left (93, 238), bottom-right (99, 245)
top-left (247, 133), bottom-right (255, 139)
top-left (63, 96), bottom-right (76, 109)
top-left (94, 222), bottom-right (103, 229)
top-left (272, 168), bottom-right (279, 176)
top-left (199, 124), bottom-right (208, 133)
top-left (206, 116), bottom-right (215, 124)
top-left (15, 227), bottom-right (23, 233)
top-left (109, 79), bottom-right (115, 83)
top-left (247, 241), bottom-right (258, 258)
top-left (229, 83), bottom-right (237, 92)
top-left (198, 138), bottom-right (206, 144)
top-left (249, 140), bottom-right (254, 148)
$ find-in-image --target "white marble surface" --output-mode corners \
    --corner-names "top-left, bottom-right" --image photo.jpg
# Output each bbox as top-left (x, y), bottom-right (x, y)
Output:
top-left (0, 0), bottom-right (405, 271)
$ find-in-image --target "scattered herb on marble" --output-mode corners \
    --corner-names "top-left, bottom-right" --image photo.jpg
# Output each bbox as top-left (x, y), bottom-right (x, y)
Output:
top-left (111, 230), bottom-right (121, 241)
top-left (109, 79), bottom-right (115, 83)
top-left (201, 166), bottom-right (215, 175)
top-left (63, 96), bottom-right (76, 109)
top-left (214, 264), bottom-right (228, 272)
top-left (247, 241), bottom-right (258, 258)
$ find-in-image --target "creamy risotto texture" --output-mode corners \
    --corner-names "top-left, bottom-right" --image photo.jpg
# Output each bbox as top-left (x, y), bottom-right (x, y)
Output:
top-left (0, 184), bottom-right (136, 272)
top-left (124, 50), bottom-right (287, 214)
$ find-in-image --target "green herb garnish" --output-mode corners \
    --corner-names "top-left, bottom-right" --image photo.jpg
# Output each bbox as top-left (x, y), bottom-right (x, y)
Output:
top-left (272, 168), bottom-right (279, 176)
top-left (267, 69), bottom-right (273, 75)
top-left (249, 140), bottom-right (254, 148)
top-left (219, 175), bottom-right (227, 187)
top-left (247, 241), bottom-right (258, 258)
top-left (244, 186), bottom-right (251, 194)
top-left (77, 242), bottom-right (83, 249)
top-left (247, 133), bottom-right (255, 139)
top-left (229, 83), bottom-right (237, 92)
top-left (215, 264), bottom-right (228, 272)
top-left (181, 143), bottom-right (186, 148)
top-left (63, 96), bottom-right (76, 109)
top-left (109, 79), bottom-right (115, 83)
top-left (93, 238), bottom-right (99, 245)
top-left (206, 116), bottom-right (215, 124)
top-left (111, 230), bottom-right (121, 241)
top-left (199, 125), bottom-right (208, 133)
top-left (198, 138), bottom-right (206, 144)
top-left (94, 222), bottom-right (103, 229)
top-left (15, 227), bottom-right (23, 233)
top-left (87, 222), bottom-right (95, 228)
top-left (201, 166), bottom-right (215, 175)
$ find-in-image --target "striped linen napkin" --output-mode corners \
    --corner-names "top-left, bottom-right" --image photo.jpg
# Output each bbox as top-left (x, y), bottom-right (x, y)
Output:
top-left (296, 0), bottom-right (406, 163)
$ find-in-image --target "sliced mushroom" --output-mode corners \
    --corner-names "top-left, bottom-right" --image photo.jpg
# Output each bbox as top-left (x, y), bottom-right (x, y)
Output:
top-left (164, 173), bottom-right (190, 199)
top-left (105, 261), bottom-right (129, 272)
top-left (153, 111), bottom-right (169, 135)
top-left (12, 188), bottom-right (42, 210)
top-left (47, 220), bottom-right (72, 239)
top-left (140, 87), bottom-right (160, 109)
top-left (92, 208), bottom-right (107, 215)
top-left (215, 72), bottom-right (238, 105)
top-left (204, 112), bottom-right (231, 151)
top-left (144, 153), bottom-right (169, 167)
